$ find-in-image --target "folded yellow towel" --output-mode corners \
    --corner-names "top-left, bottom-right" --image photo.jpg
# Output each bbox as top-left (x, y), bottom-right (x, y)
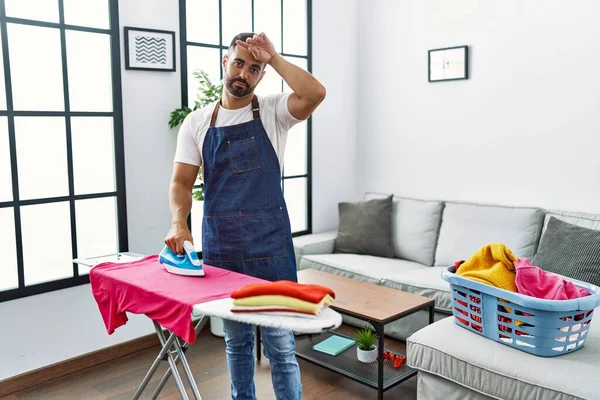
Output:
top-left (457, 243), bottom-right (518, 292)
top-left (232, 294), bottom-right (334, 314)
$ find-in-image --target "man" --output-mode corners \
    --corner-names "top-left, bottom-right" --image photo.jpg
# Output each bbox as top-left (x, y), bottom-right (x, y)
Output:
top-left (164, 32), bottom-right (326, 400)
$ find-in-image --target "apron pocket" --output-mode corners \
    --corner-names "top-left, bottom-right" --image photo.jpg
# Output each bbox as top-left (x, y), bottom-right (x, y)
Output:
top-left (241, 207), bottom-right (286, 260)
top-left (202, 215), bottom-right (243, 262)
top-left (227, 136), bottom-right (260, 173)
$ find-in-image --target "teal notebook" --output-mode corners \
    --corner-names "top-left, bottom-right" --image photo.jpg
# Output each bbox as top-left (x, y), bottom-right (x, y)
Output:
top-left (312, 335), bottom-right (355, 356)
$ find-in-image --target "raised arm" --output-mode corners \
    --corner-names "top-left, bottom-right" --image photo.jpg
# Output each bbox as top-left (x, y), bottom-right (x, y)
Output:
top-left (237, 32), bottom-right (326, 120)
top-left (165, 162), bottom-right (199, 254)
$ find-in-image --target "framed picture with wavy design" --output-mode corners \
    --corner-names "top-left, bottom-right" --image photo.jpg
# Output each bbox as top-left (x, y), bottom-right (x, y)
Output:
top-left (124, 27), bottom-right (176, 71)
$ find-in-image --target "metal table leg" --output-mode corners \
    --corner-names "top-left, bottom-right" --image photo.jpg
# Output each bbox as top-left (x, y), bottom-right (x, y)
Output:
top-left (376, 322), bottom-right (385, 400)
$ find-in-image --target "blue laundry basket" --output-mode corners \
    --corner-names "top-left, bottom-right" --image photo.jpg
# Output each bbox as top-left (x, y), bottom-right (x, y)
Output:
top-left (442, 265), bottom-right (600, 357)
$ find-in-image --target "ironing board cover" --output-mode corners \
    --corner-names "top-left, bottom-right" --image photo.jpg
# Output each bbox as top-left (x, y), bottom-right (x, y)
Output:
top-left (193, 298), bottom-right (342, 333)
top-left (89, 254), bottom-right (267, 344)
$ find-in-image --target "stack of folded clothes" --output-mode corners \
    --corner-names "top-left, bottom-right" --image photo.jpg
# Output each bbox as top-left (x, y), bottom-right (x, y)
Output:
top-left (230, 280), bottom-right (336, 318)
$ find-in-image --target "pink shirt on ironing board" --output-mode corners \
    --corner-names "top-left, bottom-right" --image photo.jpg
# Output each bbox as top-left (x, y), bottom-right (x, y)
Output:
top-left (89, 255), bottom-right (267, 344)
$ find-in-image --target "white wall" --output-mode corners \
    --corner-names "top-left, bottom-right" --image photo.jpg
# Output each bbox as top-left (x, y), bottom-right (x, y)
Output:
top-left (357, 0), bottom-right (600, 214)
top-left (0, 0), bottom-right (180, 381)
top-left (311, 0), bottom-right (359, 231)
top-left (122, 0), bottom-right (182, 255)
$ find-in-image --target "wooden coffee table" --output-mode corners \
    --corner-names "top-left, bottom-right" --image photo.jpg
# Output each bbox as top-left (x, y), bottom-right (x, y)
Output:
top-left (277, 268), bottom-right (434, 399)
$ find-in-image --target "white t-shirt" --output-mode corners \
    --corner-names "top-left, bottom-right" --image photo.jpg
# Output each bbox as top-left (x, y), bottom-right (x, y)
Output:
top-left (174, 92), bottom-right (301, 170)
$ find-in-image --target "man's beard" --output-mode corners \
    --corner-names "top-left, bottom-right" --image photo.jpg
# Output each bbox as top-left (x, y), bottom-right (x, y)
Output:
top-left (225, 76), bottom-right (255, 97)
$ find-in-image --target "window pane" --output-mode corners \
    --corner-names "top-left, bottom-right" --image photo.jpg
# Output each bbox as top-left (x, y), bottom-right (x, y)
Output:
top-left (284, 177), bottom-right (307, 233)
top-left (283, 56), bottom-right (307, 92)
top-left (283, 121), bottom-right (307, 176)
top-left (0, 117), bottom-right (12, 202)
top-left (254, 0), bottom-right (282, 53)
top-left (5, 0), bottom-right (59, 23)
top-left (0, 28), bottom-right (6, 110)
top-left (0, 207), bottom-right (18, 291)
top-left (21, 202), bottom-right (73, 285)
top-left (63, 0), bottom-right (110, 29)
top-left (15, 117), bottom-right (68, 200)
top-left (66, 30), bottom-right (112, 111)
top-left (191, 199), bottom-right (203, 253)
top-left (75, 197), bottom-right (117, 276)
top-left (222, 0), bottom-right (252, 48)
top-left (8, 24), bottom-right (64, 111)
top-left (71, 117), bottom-right (115, 195)
top-left (187, 46), bottom-right (221, 107)
top-left (66, 31), bottom-right (113, 112)
top-left (254, 66), bottom-right (281, 96)
top-left (186, 0), bottom-right (219, 44)
top-left (282, 0), bottom-right (307, 55)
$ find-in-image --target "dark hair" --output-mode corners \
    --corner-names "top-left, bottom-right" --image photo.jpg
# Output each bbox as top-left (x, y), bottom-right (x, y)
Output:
top-left (228, 32), bottom-right (255, 54)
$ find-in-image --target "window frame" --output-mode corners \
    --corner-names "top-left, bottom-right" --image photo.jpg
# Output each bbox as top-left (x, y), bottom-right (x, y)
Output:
top-left (179, 0), bottom-right (313, 245)
top-left (0, 0), bottom-right (128, 303)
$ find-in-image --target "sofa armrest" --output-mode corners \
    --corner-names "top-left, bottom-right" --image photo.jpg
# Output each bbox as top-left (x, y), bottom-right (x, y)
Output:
top-left (293, 230), bottom-right (337, 267)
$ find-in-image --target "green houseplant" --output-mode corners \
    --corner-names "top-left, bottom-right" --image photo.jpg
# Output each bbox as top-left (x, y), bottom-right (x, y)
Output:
top-left (169, 69), bottom-right (223, 201)
top-left (355, 328), bottom-right (378, 363)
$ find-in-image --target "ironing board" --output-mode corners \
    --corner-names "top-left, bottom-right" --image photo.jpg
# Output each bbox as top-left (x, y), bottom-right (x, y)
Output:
top-left (77, 253), bottom-right (342, 400)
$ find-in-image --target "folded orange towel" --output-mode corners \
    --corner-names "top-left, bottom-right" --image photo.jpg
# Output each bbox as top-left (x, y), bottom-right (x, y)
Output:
top-left (456, 244), bottom-right (518, 292)
top-left (230, 280), bottom-right (335, 304)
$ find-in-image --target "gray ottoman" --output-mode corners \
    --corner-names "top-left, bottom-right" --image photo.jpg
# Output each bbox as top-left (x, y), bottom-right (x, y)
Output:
top-left (407, 307), bottom-right (600, 400)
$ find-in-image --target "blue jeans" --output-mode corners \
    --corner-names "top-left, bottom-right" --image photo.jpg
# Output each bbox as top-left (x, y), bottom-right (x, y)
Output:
top-left (222, 319), bottom-right (302, 400)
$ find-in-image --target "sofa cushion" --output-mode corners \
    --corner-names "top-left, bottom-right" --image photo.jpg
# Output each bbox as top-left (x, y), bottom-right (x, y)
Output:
top-left (434, 201), bottom-right (544, 266)
top-left (532, 216), bottom-right (600, 287)
top-left (365, 192), bottom-right (444, 266)
top-left (334, 195), bottom-right (394, 258)
top-left (407, 309), bottom-right (600, 400)
top-left (381, 267), bottom-right (451, 312)
top-left (292, 229), bottom-right (337, 267)
top-left (298, 254), bottom-right (424, 285)
top-left (542, 209), bottom-right (600, 232)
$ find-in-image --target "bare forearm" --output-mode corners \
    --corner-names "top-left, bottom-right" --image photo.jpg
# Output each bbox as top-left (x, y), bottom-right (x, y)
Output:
top-left (268, 54), bottom-right (325, 101)
top-left (169, 182), bottom-right (192, 226)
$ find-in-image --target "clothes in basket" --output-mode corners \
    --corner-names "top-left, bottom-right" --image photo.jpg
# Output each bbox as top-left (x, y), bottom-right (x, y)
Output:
top-left (443, 265), bottom-right (600, 357)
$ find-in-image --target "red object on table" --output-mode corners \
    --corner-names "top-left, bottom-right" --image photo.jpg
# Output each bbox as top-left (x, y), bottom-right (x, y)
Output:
top-left (89, 255), bottom-right (267, 344)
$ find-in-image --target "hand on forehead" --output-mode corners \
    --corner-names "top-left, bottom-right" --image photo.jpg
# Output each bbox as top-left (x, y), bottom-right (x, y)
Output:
top-left (231, 46), bottom-right (263, 66)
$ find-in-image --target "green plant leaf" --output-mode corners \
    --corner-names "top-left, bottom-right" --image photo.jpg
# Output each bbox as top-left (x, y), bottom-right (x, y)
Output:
top-left (355, 328), bottom-right (378, 350)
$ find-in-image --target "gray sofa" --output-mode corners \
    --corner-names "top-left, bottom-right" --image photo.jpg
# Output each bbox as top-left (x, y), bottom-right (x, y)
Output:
top-left (293, 192), bottom-right (600, 399)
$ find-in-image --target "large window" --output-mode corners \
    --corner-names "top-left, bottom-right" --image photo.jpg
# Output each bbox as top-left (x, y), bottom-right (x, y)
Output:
top-left (180, 0), bottom-right (313, 242)
top-left (0, 0), bottom-right (127, 302)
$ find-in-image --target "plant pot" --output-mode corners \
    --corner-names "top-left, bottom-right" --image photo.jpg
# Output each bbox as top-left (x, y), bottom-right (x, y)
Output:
top-left (357, 345), bottom-right (377, 363)
top-left (210, 316), bottom-right (225, 337)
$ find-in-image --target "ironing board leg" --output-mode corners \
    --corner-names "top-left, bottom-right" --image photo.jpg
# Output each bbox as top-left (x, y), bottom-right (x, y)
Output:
top-left (153, 322), bottom-right (190, 399)
top-left (151, 317), bottom-right (207, 400)
top-left (131, 323), bottom-right (183, 400)
top-left (256, 325), bottom-right (262, 361)
top-left (131, 317), bottom-right (208, 400)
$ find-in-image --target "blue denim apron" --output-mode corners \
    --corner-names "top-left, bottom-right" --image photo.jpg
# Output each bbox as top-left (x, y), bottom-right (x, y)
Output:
top-left (201, 95), bottom-right (297, 283)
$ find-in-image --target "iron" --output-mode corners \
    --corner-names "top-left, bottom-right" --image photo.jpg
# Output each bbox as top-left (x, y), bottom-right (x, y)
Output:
top-left (159, 240), bottom-right (205, 277)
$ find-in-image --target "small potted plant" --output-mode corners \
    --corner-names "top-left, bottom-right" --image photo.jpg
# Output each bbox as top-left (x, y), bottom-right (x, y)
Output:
top-left (355, 328), bottom-right (378, 363)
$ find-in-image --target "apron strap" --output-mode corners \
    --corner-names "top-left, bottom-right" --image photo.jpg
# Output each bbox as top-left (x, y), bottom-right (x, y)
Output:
top-left (209, 95), bottom-right (260, 128)
top-left (251, 95), bottom-right (260, 120)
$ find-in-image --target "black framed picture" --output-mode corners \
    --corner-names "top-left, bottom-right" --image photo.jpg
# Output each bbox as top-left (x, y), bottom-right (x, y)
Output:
top-left (428, 45), bottom-right (468, 82)
top-left (124, 27), bottom-right (176, 72)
